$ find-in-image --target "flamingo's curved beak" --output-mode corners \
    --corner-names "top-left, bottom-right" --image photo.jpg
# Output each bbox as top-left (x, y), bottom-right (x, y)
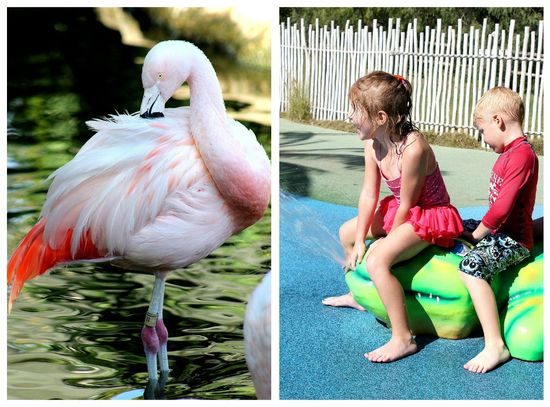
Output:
top-left (140, 84), bottom-right (166, 118)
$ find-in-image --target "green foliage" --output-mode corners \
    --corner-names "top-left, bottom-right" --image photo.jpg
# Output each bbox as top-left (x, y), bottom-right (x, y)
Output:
top-left (127, 8), bottom-right (270, 68)
top-left (19, 93), bottom-right (81, 141)
top-left (280, 7), bottom-right (543, 32)
top-left (145, 8), bottom-right (245, 58)
top-left (529, 136), bottom-right (544, 156)
top-left (288, 81), bottom-right (311, 121)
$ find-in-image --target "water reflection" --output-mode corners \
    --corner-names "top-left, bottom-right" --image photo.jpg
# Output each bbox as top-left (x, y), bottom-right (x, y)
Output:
top-left (7, 8), bottom-right (270, 400)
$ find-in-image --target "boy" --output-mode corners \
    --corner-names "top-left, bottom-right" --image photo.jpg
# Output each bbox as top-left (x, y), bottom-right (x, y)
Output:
top-left (459, 87), bottom-right (539, 373)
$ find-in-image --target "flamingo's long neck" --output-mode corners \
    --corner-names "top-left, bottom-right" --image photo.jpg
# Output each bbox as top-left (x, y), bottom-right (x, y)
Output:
top-left (186, 52), bottom-right (269, 226)
top-left (188, 57), bottom-right (226, 120)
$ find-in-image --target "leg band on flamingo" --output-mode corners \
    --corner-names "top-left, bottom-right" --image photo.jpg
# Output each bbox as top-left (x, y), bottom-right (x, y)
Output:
top-left (144, 311), bottom-right (158, 327)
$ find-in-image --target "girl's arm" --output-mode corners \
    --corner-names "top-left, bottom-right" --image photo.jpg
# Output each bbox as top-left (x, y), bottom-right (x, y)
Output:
top-left (355, 142), bottom-right (381, 243)
top-left (348, 142), bottom-right (380, 269)
top-left (391, 137), bottom-right (428, 232)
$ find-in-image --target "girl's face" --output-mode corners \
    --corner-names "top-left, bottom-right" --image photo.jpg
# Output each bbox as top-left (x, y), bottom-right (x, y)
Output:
top-left (349, 109), bottom-right (378, 141)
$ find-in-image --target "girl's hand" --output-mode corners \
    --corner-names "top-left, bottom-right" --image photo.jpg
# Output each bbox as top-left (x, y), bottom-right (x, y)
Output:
top-left (345, 241), bottom-right (367, 271)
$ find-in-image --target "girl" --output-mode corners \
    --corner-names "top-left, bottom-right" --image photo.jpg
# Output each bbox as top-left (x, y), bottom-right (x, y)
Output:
top-left (322, 71), bottom-right (463, 363)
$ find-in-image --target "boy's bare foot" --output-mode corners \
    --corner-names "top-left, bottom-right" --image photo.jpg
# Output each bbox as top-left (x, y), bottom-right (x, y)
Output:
top-left (321, 292), bottom-right (365, 311)
top-left (364, 336), bottom-right (418, 363)
top-left (463, 344), bottom-right (510, 373)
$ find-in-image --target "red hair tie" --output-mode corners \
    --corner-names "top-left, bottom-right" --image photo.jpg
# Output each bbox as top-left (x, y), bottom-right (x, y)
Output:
top-left (394, 74), bottom-right (406, 84)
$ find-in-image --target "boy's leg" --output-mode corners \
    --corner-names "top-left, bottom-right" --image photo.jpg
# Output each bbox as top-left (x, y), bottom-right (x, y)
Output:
top-left (459, 273), bottom-right (510, 373)
top-left (363, 222), bottom-right (429, 362)
top-left (459, 233), bottom-right (530, 373)
top-left (322, 212), bottom-right (385, 310)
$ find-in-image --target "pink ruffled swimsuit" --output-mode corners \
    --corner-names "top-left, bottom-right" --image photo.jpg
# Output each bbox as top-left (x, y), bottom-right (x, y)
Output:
top-left (379, 164), bottom-right (463, 248)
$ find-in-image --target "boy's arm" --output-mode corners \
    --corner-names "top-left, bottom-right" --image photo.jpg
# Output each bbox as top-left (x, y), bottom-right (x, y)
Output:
top-left (480, 148), bottom-right (536, 234)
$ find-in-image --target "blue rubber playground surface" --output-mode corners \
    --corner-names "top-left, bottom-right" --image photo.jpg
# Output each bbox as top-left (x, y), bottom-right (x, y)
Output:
top-left (280, 194), bottom-right (543, 400)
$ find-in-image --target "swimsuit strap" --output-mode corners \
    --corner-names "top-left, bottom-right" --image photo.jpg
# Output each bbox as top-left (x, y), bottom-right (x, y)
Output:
top-left (377, 132), bottom-right (421, 180)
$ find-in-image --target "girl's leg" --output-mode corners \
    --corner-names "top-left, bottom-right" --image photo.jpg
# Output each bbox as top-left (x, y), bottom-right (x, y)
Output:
top-left (459, 273), bottom-right (510, 373)
top-left (364, 222), bottom-right (429, 363)
top-left (322, 213), bottom-right (385, 310)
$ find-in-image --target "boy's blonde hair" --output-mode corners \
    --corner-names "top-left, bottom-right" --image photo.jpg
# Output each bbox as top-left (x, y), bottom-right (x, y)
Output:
top-left (474, 87), bottom-right (524, 125)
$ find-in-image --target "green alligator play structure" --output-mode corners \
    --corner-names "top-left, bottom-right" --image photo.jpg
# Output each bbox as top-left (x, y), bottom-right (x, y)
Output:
top-left (345, 240), bottom-right (543, 361)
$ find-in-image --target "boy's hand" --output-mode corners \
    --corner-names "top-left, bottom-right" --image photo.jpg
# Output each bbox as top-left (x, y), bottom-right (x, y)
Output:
top-left (461, 230), bottom-right (478, 244)
top-left (470, 222), bottom-right (492, 242)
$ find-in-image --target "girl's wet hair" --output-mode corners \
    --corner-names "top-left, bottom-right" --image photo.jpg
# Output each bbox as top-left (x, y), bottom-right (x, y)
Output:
top-left (349, 71), bottom-right (417, 141)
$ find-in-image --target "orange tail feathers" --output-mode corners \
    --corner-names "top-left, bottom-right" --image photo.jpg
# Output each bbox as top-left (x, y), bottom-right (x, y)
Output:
top-left (7, 218), bottom-right (102, 313)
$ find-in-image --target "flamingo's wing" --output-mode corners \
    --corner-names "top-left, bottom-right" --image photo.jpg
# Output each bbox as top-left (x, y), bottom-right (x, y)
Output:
top-left (40, 111), bottom-right (208, 257)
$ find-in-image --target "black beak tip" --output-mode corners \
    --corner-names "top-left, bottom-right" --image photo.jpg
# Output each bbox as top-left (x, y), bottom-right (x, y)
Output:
top-left (140, 112), bottom-right (165, 119)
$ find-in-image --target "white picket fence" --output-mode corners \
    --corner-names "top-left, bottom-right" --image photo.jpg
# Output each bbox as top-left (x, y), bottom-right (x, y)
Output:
top-left (280, 17), bottom-right (544, 140)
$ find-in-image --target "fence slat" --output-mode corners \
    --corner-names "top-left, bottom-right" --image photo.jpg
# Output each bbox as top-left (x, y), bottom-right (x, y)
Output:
top-left (504, 20), bottom-right (516, 88)
top-left (531, 21), bottom-right (543, 138)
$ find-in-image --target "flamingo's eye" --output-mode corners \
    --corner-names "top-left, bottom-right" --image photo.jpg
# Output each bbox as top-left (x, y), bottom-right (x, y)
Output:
top-left (157, 72), bottom-right (163, 80)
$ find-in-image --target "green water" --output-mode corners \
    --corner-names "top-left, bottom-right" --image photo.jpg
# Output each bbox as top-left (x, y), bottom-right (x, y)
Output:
top-left (7, 8), bottom-right (271, 400)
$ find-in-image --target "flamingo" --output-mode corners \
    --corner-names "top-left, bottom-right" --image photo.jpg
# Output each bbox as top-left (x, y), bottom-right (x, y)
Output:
top-left (7, 40), bottom-right (271, 389)
top-left (244, 271), bottom-right (271, 399)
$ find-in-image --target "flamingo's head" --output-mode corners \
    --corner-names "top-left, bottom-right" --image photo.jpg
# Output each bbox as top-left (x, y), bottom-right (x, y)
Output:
top-left (140, 41), bottom-right (194, 119)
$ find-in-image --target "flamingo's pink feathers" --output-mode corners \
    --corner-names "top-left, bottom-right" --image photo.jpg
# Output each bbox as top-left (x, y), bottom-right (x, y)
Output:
top-left (7, 218), bottom-right (101, 312)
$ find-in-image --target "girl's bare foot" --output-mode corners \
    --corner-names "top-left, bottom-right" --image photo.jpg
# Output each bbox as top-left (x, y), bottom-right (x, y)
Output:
top-left (321, 292), bottom-right (365, 311)
top-left (464, 344), bottom-right (510, 373)
top-left (365, 336), bottom-right (418, 363)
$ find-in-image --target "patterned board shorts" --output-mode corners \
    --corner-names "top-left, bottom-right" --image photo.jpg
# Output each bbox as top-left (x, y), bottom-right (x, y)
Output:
top-left (458, 219), bottom-right (530, 282)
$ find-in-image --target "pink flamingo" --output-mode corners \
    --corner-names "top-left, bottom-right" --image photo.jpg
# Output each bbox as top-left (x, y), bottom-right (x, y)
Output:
top-left (7, 40), bottom-right (271, 387)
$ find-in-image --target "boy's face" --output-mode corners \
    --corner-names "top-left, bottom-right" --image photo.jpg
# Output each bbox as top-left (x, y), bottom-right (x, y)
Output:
top-left (474, 115), bottom-right (506, 153)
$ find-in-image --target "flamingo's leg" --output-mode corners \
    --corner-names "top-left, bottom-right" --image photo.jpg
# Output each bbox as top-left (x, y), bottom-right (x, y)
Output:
top-left (156, 281), bottom-right (170, 374)
top-left (141, 273), bottom-right (167, 381)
